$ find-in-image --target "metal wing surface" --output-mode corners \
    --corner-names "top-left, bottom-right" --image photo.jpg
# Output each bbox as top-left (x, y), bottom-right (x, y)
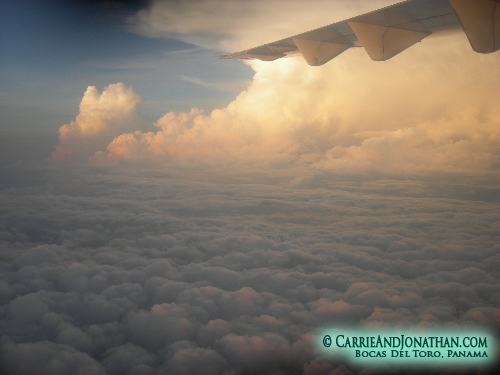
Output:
top-left (221, 0), bottom-right (500, 66)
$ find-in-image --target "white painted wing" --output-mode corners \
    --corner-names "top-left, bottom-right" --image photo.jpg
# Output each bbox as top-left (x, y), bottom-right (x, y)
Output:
top-left (221, 0), bottom-right (500, 66)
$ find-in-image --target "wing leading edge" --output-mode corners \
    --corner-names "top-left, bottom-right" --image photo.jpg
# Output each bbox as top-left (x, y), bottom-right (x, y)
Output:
top-left (221, 0), bottom-right (500, 66)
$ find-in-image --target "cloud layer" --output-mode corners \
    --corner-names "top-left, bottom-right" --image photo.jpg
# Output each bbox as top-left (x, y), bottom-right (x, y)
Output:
top-left (0, 166), bottom-right (499, 374)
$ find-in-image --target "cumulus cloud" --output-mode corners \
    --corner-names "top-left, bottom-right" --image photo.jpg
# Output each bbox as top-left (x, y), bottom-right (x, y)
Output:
top-left (52, 83), bottom-right (141, 163)
top-left (81, 34), bottom-right (500, 179)
top-left (49, 1), bottom-right (500, 179)
top-left (1, 165), bottom-right (499, 374)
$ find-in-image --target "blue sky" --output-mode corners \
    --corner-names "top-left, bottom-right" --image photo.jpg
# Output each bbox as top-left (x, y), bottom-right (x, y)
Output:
top-left (0, 0), bottom-right (253, 135)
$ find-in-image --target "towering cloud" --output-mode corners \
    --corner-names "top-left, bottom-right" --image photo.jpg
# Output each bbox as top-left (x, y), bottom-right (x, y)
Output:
top-left (80, 35), bottom-right (499, 178)
top-left (49, 0), bottom-right (500, 178)
top-left (52, 83), bottom-right (141, 163)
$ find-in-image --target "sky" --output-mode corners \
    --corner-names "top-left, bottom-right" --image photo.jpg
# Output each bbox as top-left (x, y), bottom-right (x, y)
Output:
top-left (0, 0), bottom-right (499, 374)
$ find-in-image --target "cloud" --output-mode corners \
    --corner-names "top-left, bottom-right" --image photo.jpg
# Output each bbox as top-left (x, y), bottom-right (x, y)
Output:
top-left (48, 1), bottom-right (500, 180)
top-left (1, 165), bottom-right (499, 374)
top-left (16, 1), bottom-right (500, 373)
top-left (79, 34), bottom-right (499, 179)
top-left (162, 340), bottom-right (227, 375)
top-left (181, 76), bottom-right (252, 92)
top-left (0, 337), bottom-right (107, 375)
top-left (127, 0), bottom-right (396, 52)
top-left (51, 83), bottom-right (141, 163)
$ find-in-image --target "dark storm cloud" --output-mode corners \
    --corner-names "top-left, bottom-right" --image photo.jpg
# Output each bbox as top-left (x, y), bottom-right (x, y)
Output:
top-left (0, 165), bottom-right (499, 374)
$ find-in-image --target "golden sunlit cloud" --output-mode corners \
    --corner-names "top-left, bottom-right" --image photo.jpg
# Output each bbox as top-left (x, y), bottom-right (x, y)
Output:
top-left (52, 83), bottom-right (141, 163)
top-left (52, 0), bottom-right (500, 178)
top-left (83, 34), bottom-right (499, 177)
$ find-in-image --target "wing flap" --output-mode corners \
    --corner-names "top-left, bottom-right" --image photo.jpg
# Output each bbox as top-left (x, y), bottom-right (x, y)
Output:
top-left (449, 0), bottom-right (500, 53)
top-left (348, 22), bottom-right (430, 61)
top-left (293, 39), bottom-right (351, 66)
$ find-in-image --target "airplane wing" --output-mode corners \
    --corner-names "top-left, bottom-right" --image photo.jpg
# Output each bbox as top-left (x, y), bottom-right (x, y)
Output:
top-left (221, 0), bottom-right (500, 66)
